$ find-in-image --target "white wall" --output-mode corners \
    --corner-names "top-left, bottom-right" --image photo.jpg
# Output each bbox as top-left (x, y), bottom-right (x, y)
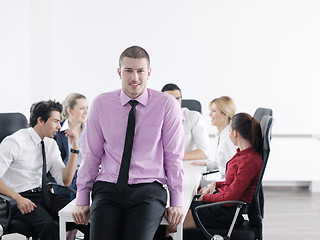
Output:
top-left (1, 0), bottom-right (320, 136)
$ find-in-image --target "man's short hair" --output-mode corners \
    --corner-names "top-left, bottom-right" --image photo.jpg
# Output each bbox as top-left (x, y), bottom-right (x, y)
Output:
top-left (119, 46), bottom-right (150, 69)
top-left (29, 100), bottom-right (63, 127)
top-left (161, 83), bottom-right (181, 93)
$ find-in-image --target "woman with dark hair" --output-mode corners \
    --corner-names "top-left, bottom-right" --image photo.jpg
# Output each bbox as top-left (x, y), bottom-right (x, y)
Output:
top-left (182, 112), bottom-right (263, 231)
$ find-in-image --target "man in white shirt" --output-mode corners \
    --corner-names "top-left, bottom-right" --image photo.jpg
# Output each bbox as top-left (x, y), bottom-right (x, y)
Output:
top-left (0, 100), bottom-right (87, 240)
top-left (161, 83), bottom-right (211, 160)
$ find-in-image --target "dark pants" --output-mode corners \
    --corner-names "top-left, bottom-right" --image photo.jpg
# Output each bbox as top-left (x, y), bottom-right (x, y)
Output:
top-left (15, 191), bottom-right (88, 240)
top-left (190, 201), bottom-right (244, 229)
top-left (90, 181), bottom-right (167, 240)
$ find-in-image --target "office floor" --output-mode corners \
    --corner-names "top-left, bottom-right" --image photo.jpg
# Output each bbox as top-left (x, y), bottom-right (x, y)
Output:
top-left (263, 186), bottom-right (320, 240)
top-left (2, 187), bottom-right (320, 240)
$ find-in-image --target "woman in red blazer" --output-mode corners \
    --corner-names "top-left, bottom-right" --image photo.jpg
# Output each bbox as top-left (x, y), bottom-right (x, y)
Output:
top-left (184, 112), bottom-right (263, 230)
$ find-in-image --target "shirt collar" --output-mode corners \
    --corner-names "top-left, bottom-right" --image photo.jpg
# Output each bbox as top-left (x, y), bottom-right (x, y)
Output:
top-left (120, 89), bottom-right (149, 107)
top-left (28, 127), bottom-right (42, 145)
top-left (236, 147), bottom-right (256, 155)
top-left (181, 107), bottom-right (187, 122)
top-left (60, 119), bottom-right (85, 132)
top-left (60, 119), bottom-right (70, 131)
top-left (219, 125), bottom-right (229, 138)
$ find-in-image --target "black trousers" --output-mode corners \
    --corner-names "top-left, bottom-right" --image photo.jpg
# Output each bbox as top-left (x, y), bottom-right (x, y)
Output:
top-left (15, 191), bottom-right (89, 240)
top-left (190, 200), bottom-right (244, 229)
top-left (90, 181), bottom-right (167, 240)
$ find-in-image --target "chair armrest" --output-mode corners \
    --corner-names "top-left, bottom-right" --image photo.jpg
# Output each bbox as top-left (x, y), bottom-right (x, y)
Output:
top-left (0, 193), bottom-right (17, 234)
top-left (194, 200), bottom-right (247, 240)
top-left (202, 169), bottom-right (219, 176)
top-left (47, 182), bottom-right (77, 195)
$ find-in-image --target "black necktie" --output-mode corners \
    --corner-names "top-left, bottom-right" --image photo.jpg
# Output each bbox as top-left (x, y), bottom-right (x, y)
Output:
top-left (116, 100), bottom-right (138, 191)
top-left (41, 140), bottom-right (51, 208)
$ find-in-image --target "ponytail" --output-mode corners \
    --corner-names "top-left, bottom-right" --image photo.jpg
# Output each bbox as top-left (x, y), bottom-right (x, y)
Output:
top-left (231, 113), bottom-right (263, 155)
top-left (251, 117), bottom-right (263, 155)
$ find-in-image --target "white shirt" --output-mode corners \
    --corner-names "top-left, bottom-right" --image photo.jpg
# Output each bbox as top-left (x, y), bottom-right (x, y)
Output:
top-left (207, 125), bottom-right (237, 177)
top-left (182, 107), bottom-right (211, 158)
top-left (0, 128), bottom-right (65, 193)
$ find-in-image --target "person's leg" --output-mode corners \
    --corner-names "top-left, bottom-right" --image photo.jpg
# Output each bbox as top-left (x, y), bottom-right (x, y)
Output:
top-left (183, 209), bottom-right (197, 229)
top-left (48, 192), bottom-right (89, 238)
top-left (189, 200), bottom-right (235, 229)
top-left (66, 229), bottom-right (77, 240)
top-left (89, 181), bottom-right (123, 240)
top-left (14, 192), bottom-right (59, 240)
top-left (122, 182), bottom-right (167, 240)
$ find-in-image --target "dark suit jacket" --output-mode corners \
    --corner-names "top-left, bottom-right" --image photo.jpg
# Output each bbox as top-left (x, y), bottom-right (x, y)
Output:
top-left (54, 123), bottom-right (69, 164)
top-left (49, 121), bottom-right (77, 199)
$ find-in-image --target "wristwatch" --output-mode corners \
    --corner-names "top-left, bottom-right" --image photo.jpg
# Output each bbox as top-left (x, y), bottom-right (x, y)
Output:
top-left (70, 148), bottom-right (80, 154)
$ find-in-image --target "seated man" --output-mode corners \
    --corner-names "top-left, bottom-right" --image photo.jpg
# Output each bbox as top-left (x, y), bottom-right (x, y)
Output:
top-left (162, 83), bottom-right (211, 160)
top-left (0, 100), bottom-right (88, 240)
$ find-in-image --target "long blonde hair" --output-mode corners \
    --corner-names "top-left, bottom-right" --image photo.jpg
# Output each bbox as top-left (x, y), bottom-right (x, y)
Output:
top-left (210, 96), bottom-right (236, 123)
top-left (60, 93), bottom-right (86, 122)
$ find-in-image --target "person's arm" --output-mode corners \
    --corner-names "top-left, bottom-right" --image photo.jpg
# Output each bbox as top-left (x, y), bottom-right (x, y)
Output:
top-left (198, 181), bottom-right (216, 201)
top-left (0, 179), bottom-right (37, 214)
top-left (162, 98), bottom-right (185, 227)
top-left (184, 149), bottom-right (207, 160)
top-left (61, 129), bottom-right (79, 186)
top-left (183, 111), bottom-right (210, 160)
top-left (202, 156), bottom-right (260, 203)
top-left (73, 97), bottom-right (104, 224)
top-left (0, 137), bottom-right (36, 214)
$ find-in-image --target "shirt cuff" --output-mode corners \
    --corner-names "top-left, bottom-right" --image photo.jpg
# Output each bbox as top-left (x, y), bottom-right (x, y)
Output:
top-left (202, 193), bottom-right (214, 202)
top-left (169, 192), bottom-right (184, 207)
top-left (75, 191), bottom-right (91, 206)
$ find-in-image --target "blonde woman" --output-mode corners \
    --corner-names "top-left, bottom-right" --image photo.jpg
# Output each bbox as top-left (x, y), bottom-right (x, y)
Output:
top-left (192, 96), bottom-right (237, 180)
top-left (53, 93), bottom-right (88, 199)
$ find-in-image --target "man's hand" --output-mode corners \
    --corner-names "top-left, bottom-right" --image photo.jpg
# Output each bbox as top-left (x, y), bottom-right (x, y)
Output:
top-left (72, 205), bottom-right (90, 225)
top-left (164, 206), bottom-right (184, 228)
top-left (16, 195), bottom-right (37, 214)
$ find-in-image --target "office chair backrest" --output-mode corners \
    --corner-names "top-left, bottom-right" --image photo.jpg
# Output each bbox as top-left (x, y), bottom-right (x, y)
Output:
top-left (253, 108), bottom-right (273, 122)
top-left (248, 116), bottom-right (273, 235)
top-left (259, 115), bottom-right (273, 193)
top-left (181, 99), bottom-right (202, 113)
top-left (0, 113), bottom-right (29, 143)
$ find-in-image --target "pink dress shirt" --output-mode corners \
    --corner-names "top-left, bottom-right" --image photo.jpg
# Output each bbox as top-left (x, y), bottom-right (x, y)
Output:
top-left (76, 89), bottom-right (184, 207)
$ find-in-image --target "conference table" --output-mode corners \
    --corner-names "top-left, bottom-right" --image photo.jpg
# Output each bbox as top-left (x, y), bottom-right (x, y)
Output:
top-left (59, 161), bottom-right (205, 240)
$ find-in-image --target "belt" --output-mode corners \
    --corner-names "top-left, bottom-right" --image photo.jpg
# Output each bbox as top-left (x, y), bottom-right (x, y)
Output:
top-left (22, 187), bottom-right (42, 193)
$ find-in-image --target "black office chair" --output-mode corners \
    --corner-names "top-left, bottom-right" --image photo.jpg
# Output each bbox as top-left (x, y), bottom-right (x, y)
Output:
top-left (184, 116), bottom-right (274, 240)
top-left (181, 99), bottom-right (202, 113)
top-left (0, 112), bottom-right (29, 143)
top-left (0, 112), bottom-right (38, 239)
top-left (253, 108), bottom-right (273, 122)
top-left (253, 108), bottom-right (272, 219)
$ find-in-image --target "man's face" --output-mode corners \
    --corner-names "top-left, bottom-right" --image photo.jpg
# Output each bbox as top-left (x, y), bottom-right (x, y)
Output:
top-left (164, 90), bottom-right (182, 106)
top-left (117, 57), bottom-right (151, 98)
top-left (40, 111), bottom-right (61, 139)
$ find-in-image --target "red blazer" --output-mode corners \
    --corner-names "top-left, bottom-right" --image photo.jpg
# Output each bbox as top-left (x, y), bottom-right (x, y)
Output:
top-left (203, 147), bottom-right (262, 204)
